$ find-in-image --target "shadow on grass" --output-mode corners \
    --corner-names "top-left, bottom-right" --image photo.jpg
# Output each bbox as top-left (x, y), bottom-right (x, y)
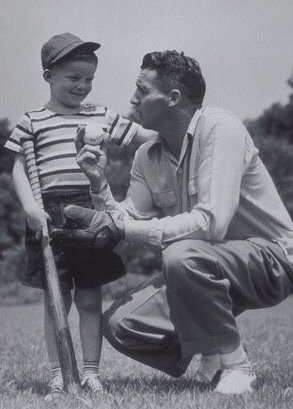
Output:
top-left (102, 374), bottom-right (214, 395)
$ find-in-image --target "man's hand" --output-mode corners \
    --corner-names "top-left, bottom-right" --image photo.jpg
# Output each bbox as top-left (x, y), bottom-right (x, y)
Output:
top-left (51, 205), bottom-right (125, 250)
top-left (75, 126), bottom-right (108, 192)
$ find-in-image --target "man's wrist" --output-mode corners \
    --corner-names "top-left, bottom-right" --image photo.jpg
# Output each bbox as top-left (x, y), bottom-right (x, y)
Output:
top-left (90, 178), bottom-right (107, 194)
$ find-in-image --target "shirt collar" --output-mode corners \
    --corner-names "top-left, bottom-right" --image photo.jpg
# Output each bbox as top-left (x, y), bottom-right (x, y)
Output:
top-left (146, 107), bottom-right (204, 153)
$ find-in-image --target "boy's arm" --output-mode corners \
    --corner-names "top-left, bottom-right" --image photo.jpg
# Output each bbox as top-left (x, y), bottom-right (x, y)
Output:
top-left (133, 126), bottom-right (158, 144)
top-left (12, 153), bottom-right (50, 237)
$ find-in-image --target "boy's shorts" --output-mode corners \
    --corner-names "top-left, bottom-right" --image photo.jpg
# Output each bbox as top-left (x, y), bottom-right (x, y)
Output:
top-left (24, 190), bottom-right (126, 290)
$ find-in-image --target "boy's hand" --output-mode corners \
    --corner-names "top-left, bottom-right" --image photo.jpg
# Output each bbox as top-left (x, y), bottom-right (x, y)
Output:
top-left (25, 204), bottom-right (51, 240)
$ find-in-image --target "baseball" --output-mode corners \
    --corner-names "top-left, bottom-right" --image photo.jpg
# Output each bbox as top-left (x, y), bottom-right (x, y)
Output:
top-left (83, 123), bottom-right (106, 145)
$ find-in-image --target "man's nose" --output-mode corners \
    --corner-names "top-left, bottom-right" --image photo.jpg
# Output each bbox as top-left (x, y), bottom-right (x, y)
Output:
top-left (130, 92), bottom-right (139, 105)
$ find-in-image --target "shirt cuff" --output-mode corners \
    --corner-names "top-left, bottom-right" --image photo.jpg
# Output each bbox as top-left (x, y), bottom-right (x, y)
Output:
top-left (90, 184), bottom-right (116, 210)
top-left (125, 218), bottom-right (164, 248)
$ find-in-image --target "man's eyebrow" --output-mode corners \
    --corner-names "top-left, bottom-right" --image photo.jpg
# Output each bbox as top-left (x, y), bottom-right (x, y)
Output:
top-left (136, 82), bottom-right (148, 91)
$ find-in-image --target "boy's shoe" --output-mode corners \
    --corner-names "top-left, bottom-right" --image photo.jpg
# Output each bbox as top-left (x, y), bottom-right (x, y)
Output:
top-left (81, 374), bottom-right (103, 395)
top-left (194, 354), bottom-right (222, 385)
top-left (44, 375), bottom-right (64, 400)
top-left (215, 359), bottom-right (256, 394)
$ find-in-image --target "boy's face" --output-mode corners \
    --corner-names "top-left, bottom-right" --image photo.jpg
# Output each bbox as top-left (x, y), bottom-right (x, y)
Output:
top-left (48, 59), bottom-right (97, 110)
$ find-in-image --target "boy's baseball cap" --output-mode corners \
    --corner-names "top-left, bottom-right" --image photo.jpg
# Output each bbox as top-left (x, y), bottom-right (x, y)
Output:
top-left (41, 32), bottom-right (101, 69)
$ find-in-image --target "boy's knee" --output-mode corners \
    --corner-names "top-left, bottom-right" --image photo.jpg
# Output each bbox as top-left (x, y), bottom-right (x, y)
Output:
top-left (74, 288), bottom-right (101, 312)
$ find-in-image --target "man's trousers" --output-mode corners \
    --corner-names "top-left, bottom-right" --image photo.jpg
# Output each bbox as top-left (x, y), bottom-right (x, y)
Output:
top-left (104, 238), bottom-right (293, 377)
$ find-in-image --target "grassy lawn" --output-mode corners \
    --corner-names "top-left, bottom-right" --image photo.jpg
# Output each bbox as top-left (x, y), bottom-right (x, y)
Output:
top-left (1, 296), bottom-right (293, 408)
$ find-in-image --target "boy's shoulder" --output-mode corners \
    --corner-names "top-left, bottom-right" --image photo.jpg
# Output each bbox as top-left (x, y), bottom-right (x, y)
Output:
top-left (80, 103), bottom-right (108, 115)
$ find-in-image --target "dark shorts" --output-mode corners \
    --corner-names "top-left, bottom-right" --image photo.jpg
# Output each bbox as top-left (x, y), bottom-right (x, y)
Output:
top-left (24, 190), bottom-right (126, 290)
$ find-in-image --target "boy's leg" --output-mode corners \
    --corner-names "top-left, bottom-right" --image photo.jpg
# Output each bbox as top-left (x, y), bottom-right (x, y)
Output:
top-left (74, 286), bottom-right (103, 394)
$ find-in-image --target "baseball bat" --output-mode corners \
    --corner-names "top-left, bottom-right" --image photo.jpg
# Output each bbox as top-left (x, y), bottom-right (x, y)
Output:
top-left (21, 137), bottom-right (81, 393)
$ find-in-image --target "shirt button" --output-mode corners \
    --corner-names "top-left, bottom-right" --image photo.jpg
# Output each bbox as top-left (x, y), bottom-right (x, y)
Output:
top-left (177, 168), bottom-right (183, 174)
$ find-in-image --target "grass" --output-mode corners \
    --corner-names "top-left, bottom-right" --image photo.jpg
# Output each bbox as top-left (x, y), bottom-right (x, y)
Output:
top-left (1, 297), bottom-right (293, 408)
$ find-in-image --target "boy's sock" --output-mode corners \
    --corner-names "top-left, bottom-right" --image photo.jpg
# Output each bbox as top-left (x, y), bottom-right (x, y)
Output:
top-left (51, 361), bottom-right (62, 379)
top-left (82, 361), bottom-right (100, 378)
top-left (45, 362), bottom-right (63, 398)
top-left (82, 361), bottom-right (102, 394)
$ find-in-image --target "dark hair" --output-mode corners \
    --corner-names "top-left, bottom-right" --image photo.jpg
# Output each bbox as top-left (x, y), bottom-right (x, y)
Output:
top-left (141, 50), bottom-right (206, 105)
top-left (51, 45), bottom-right (98, 69)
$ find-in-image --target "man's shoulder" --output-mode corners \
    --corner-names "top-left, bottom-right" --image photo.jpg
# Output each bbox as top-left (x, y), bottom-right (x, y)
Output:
top-left (201, 107), bottom-right (242, 123)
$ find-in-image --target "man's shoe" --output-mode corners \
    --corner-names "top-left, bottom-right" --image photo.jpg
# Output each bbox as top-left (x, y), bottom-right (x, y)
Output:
top-left (44, 375), bottom-right (64, 400)
top-left (215, 359), bottom-right (256, 394)
top-left (81, 374), bottom-right (103, 395)
top-left (194, 354), bottom-right (222, 385)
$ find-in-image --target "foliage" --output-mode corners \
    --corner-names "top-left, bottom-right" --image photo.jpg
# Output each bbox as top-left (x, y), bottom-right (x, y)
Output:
top-left (0, 118), bottom-right (13, 173)
top-left (246, 70), bottom-right (293, 143)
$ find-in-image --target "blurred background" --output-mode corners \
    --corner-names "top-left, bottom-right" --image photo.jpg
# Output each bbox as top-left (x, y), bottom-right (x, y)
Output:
top-left (1, 0), bottom-right (293, 304)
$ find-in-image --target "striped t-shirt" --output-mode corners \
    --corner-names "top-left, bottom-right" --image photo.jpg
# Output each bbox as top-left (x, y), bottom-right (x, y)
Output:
top-left (5, 104), bottom-right (139, 193)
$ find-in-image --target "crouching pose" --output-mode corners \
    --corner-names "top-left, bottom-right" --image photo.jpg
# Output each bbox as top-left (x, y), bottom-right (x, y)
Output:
top-left (52, 50), bottom-right (293, 395)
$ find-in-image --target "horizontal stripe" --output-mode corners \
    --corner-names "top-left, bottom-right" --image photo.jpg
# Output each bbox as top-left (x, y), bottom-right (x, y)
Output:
top-left (40, 168), bottom-right (82, 178)
top-left (35, 138), bottom-right (75, 151)
top-left (37, 153), bottom-right (77, 165)
top-left (17, 125), bottom-right (33, 135)
top-left (34, 124), bottom-right (80, 138)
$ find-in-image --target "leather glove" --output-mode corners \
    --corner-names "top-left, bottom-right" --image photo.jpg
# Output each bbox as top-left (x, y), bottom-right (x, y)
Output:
top-left (51, 205), bottom-right (123, 250)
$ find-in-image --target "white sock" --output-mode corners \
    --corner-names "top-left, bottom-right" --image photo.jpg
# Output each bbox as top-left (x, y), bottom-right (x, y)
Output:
top-left (82, 361), bottom-right (100, 379)
top-left (220, 344), bottom-right (247, 368)
top-left (51, 361), bottom-right (62, 379)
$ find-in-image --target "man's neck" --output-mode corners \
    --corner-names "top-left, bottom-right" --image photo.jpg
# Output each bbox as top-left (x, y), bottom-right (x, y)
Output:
top-left (159, 108), bottom-right (196, 158)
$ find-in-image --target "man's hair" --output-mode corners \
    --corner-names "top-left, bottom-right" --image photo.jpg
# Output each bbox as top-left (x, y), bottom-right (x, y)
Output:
top-left (51, 46), bottom-right (98, 69)
top-left (141, 50), bottom-right (206, 105)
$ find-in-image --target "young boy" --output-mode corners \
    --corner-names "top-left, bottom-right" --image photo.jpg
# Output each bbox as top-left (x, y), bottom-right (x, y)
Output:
top-left (5, 32), bottom-right (152, 397)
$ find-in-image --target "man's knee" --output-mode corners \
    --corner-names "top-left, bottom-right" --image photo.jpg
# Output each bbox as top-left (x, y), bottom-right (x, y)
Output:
top-left (103, 303), bottom-right (128, 351)
top-left (163, 240), bottom-right (203, 280)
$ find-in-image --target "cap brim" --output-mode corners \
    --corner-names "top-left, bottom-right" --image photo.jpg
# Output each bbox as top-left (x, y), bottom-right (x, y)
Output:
top-left (50, 41), bottom-right (101, 66)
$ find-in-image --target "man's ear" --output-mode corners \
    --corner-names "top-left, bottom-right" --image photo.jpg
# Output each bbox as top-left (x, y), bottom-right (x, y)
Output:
top-left (168, 89), bottom-right (181, 107)
top-left (43, 69), bottom-right (52, 83)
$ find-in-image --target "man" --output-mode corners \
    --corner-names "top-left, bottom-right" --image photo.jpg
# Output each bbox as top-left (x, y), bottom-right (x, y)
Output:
top-left (52, 50), bottom-right (293, 394)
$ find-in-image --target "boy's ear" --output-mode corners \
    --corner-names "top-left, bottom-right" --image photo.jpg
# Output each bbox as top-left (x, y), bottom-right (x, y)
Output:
top-left (43, 69), bottom-right (52, 83)
top-left (168, 89), bottom-right (181, 107)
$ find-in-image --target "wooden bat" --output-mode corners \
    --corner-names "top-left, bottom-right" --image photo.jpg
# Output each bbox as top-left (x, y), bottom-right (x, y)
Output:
top-left (21, 137), bottom-right (81, 393)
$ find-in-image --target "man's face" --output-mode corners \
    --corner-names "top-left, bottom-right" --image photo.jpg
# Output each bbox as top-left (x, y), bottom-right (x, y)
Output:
top-left (49, 59), bottom-right (97, 110)
top-left (130, 69), bottom-right (170, 131)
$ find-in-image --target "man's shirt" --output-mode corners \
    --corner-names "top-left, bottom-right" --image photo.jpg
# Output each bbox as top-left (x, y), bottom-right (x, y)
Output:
top-left (92, 107), bottom-right (293, 264)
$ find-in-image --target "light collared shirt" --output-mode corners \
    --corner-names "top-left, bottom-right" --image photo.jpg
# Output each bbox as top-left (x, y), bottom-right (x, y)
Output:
top-left (92, 107), bottom-right (293, 263)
